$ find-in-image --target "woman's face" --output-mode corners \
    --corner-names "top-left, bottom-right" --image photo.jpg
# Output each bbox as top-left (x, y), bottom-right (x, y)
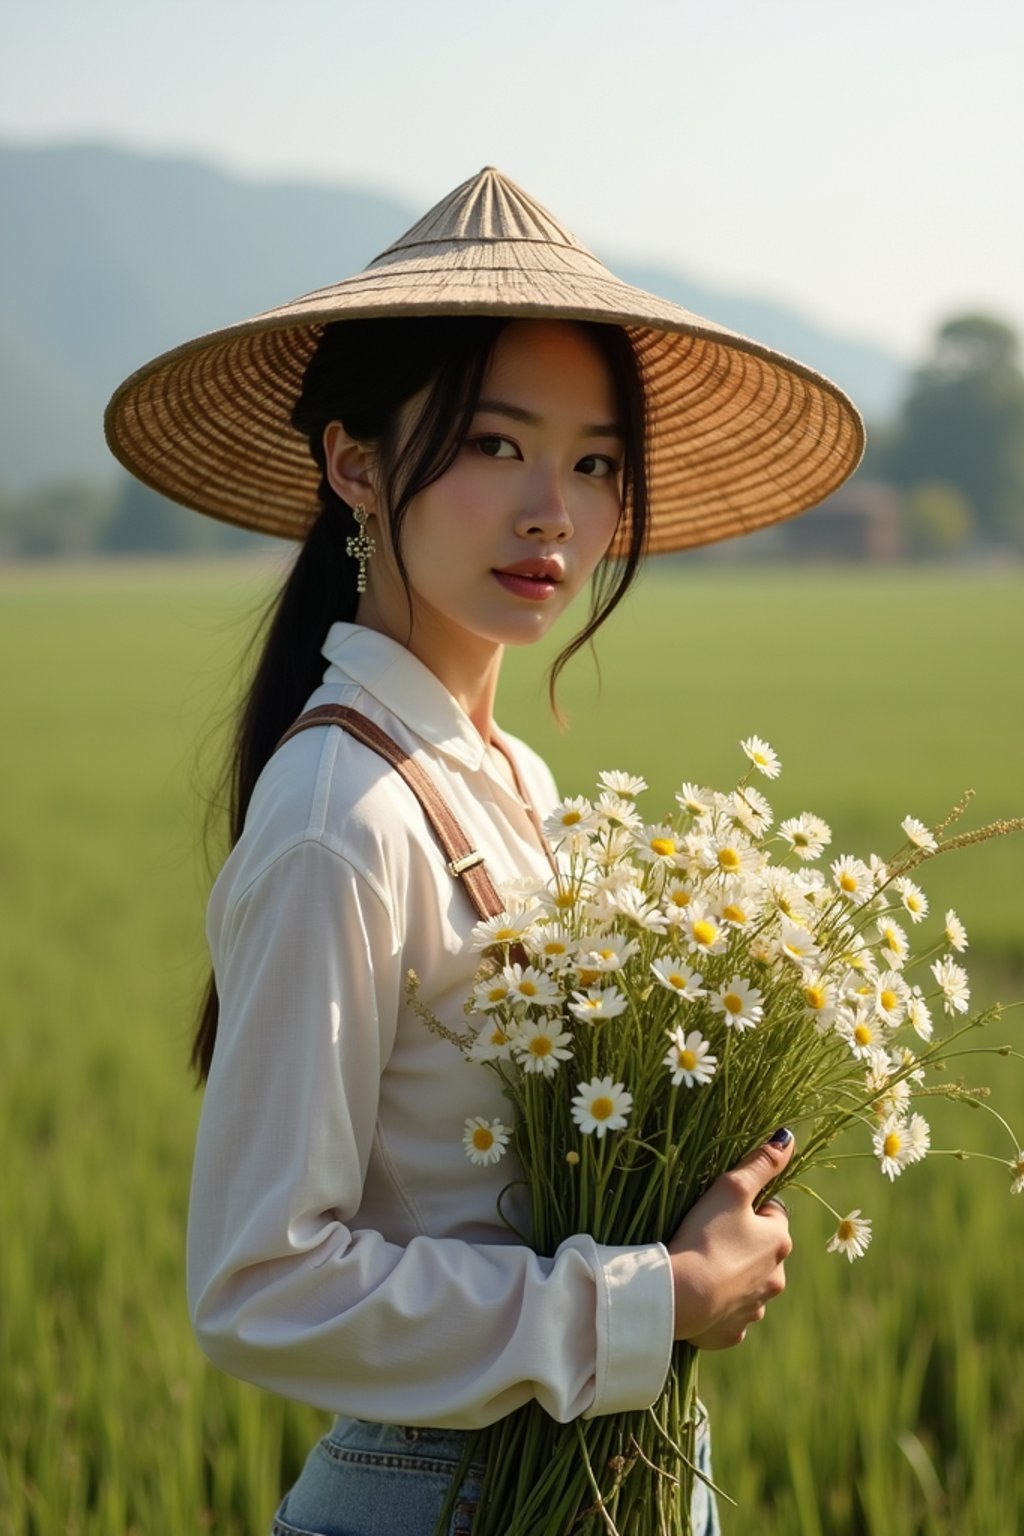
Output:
top-left (359, 319), bottom-right (625, 672)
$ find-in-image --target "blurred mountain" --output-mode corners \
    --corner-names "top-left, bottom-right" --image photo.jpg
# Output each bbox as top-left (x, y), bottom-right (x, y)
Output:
top-left (0, 141), bottom-right (907, 491)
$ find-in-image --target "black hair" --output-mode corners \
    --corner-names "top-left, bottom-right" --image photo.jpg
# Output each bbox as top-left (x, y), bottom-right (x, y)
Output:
top-left (191, 314), bottom-right (650, 1081)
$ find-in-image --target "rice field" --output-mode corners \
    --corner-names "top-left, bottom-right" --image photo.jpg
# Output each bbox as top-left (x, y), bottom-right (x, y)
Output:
top-left (1, 558), bottom-right (1022, 1535)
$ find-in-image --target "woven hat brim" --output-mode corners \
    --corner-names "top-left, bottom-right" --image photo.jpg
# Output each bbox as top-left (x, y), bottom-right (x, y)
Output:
top-left (104, 254), bottom-right (864, 557)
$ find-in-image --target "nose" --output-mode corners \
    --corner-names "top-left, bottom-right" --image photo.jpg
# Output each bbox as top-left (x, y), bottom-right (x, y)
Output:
top-left (516, 470), bottom-right (574, 543)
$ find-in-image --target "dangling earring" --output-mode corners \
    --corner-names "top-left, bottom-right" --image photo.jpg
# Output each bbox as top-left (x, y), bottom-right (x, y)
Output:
top-left (346, 503), bottom-right (376, 594)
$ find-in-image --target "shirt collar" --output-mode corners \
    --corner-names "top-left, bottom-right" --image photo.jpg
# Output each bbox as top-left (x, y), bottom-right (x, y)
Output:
top-left (320, 622), bottom-right (489, 771)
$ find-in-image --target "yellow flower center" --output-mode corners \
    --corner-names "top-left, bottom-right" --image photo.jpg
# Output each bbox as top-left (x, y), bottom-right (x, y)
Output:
top-left (718, 847), bottom-right (741, 871)
top-left (670, 889), bottom-right (692, 908)
top-left (668, 973), bottom-right (688, 990)
top-left (494, 926), bottom-right (520, 943)
top-left (793, 831), bottom-right (810, 847)
top-left (907, 894), bottom-right (923, 913)
top-left (883, 1131), bottom-right (902, 1158)
top-left (722, 903), bottom-right (747, 924)
top-left (804, 985), bottom-right (826, 1010)
top-left (519, 980), bottom-right (538, 997)
top-left (489, 1027), bottom-right (509, 1046)
top-left (543, 940), bottom-right (567, 956)
top-left (879, 989), bottom-right (898, 1013)
top-left (723, 992), bottom-right (743, 1015)
top-left (839, 873), bottom-right (858, 893)
top-left (528, 1035), bottom-right (553, 1057)
top-left (753, 751), bottom-right (769, 766)
top-left (854, 1023), bottom-right (873, 1046)
top-left (554, 890), bottom-right (576, 910)
top-left (692, 919), bottom-right (716, 947)
top-left (561, 810), bottom-right (582, 826)
top-left (487, 985), bottom-right (508, 1003)
top-left (650, 837), bottom-right (676, 857)
top-left (597, 947), bottom-right (616, 961)
top-left (591, 1096), bottom-right (614, 1121)
top-left (472, 1127), bottom-right (495, 1152)
top-left (679, 1049), bottom-right (697, 1071)
top-left (578, 968), bottom-right (600, 987)
top-left (778, 896), bottom-right (793, 916)
top-left (837, 1219), bottom-right (856, 1242)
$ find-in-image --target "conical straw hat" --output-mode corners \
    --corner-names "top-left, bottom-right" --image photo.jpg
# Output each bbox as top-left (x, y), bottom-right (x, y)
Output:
top-left (104, 166), bottom-right (864, 555)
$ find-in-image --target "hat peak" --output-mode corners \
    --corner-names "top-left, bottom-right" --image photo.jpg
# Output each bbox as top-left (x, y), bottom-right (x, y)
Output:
top-left (369, 165), bottom-right (591, 264)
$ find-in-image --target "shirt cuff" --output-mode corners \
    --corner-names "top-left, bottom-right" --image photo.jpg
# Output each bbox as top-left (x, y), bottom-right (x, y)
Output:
top-left (584, 1242), bottom-right (675, 1417)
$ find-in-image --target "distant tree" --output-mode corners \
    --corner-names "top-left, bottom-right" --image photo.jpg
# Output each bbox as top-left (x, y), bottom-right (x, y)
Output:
top-left (881, 315), bottom-right (1024, 549)
top-left (902, 481), bottom-right (974, 558)
top-left (0, 481), bottom-right (115, 558)
top-left (99, 475), bottom-right (201, 553)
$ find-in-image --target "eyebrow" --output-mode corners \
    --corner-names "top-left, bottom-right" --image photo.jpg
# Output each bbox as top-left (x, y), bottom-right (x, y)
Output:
top-left (474, 398), bottom-right (625, 440)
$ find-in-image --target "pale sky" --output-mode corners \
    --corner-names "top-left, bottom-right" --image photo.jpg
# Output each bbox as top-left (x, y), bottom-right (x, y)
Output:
top-left (4, 0), bottom-right (1022, 361)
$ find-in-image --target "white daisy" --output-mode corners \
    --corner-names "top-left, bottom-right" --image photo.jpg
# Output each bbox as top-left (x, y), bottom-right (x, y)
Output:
top-left (1009, 1152), bottom-right (1024, 1195)
top-left (502, 963), bottom-right (564, 1009)
top-left (513, 1019), bottom-right (574, 1077)
top-left (605, 881), bottom-right (669, 933)
top-left (873, 1115), bottom-right (913, 1180)
top-left (714, 879), bottom-right (762, 929)
top-left (708, 831), bottom-right (761, 881)
top-left (470, 910), bottom-right (535, 950)
top-left (472, 974), bottom-right (514, 1012)
top-left (464, 1020), bottom-right (517, 1063)
top-left (831, 855), bottom-right (874, 905)
top-left (525, 924), bottom-right (577, 970)
top-left (542, 796), bottom-right (598, 845)
top-left (906, 986), bottom-right (933, 1042)
top-left (904, 1112), bottom-right (931, 1165)
top-left (635, 824), bottom-right (684, 867)
top-left (777, 917), bottom-right (822, 968)
top-left (778, 813), bottom-right (830, 862)
top-left (598, 770), bottom-right (647, 797)
top-left (893, 876), bottom-right (929, 924)
top-left (889, 1045), bottom-right (926, 1084)
top-left (901, 815), bottom-right (937, 853)
top-left (650, 957), bottom-right (705, 1000)
top-left (944, 909), bottom-right (969, 953)
top-left (676, 781), bottom-right (714, 818)
top-left (837, 1006), bottom-right (881, 1060)
top-left (710, 974), bottom-right (764, 1032)
top-left (741, 734), bottom-right (781, 779)
top-left (571, 1076), bottom-right (633, 1138)
top-left (462, 1116), bottom-right (511, 1166)
top-left (662, 881), bottom-right (698, 923)
top-left (681, 902), bottom-right (728, 957)
top-left (663, 1028), bottom-right (717, 1087)
top-left (826, 1209), bottom-right (873, 1262)
top-left (568, 986), bottom-right (629, 1023)
top-left (873, 971), bottom-right (909, 1028)
top-left (875, 917), bottom-right (910, 971)
top-left (576, 935), bottom-right (640, 973)
top-left (931, 954), bottom-right (971, 1015)
top-left (801, 974), bottom-right (838, 1029)
top-left (731, 785), bottom-right (774, 837)
top-left (594, 791), bottom-right (643, 833)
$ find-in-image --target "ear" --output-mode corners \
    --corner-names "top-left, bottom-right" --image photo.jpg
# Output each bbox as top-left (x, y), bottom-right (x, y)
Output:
top-left (323, 421), bottom-right (379, 513)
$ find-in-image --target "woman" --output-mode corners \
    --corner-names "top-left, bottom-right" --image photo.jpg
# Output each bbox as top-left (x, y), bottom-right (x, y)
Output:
top-left (105, 167), bottom-right (863, 1534)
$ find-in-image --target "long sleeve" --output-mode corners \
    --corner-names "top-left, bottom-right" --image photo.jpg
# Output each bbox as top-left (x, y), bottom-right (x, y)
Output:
top-left (187, 832), bottom-right (674, 1430)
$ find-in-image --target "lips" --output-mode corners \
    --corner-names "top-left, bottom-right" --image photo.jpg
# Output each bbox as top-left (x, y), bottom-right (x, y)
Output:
top-left (493, 558), bottom-right (564, 583)
top-left (492, 558), bottom-right (564, 603)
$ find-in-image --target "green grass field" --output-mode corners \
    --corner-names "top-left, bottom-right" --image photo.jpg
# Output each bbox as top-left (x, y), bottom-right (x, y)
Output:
top-left (1, 559), bottom-right (1022, 1535)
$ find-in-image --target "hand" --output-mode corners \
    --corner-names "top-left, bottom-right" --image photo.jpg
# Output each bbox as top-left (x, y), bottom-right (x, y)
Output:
top-left (667, 1129), bottom-right (795, 1349)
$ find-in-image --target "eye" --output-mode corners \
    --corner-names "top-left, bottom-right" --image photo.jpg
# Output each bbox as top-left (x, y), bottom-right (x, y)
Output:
top-left (576, 454), bottom-right (620, 479)
top-left (472, 434), bottom-right (520, 459)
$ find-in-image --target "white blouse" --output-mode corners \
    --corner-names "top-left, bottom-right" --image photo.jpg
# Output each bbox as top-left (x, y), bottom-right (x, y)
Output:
top-left (187, 622), bottom-right (674, 1430)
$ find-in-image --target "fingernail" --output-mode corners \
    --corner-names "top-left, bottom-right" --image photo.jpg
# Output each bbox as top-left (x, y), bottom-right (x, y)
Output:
top-left (769, 1127), bottom-right (793, 1148)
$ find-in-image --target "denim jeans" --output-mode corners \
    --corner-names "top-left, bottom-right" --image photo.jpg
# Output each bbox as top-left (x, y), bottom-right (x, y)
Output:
top-left (271, 1414), bottom-right (721, 1535)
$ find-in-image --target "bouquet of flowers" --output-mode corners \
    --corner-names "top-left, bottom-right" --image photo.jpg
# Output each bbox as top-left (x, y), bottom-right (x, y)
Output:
top-left (414, 737), bottom-right (1022, 1536)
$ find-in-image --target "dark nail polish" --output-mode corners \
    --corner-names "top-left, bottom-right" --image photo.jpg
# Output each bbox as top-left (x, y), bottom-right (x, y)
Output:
top-left (769, 1127), bottom-right (793, 1148)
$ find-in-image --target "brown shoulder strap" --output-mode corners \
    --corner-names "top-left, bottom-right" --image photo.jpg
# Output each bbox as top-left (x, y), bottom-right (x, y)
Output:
top-left (275, 704), bottom-right (505, 922)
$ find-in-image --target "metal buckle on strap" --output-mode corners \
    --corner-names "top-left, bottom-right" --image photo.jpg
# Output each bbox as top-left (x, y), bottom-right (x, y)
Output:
top-left (447, 851), bottom-right (485, 877)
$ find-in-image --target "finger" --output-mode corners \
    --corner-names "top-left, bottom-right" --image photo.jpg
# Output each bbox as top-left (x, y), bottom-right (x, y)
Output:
top-left (760, 1194), bottom-right (790, 1220)
top-left (722, 1128), bottom-right (795, 1206)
